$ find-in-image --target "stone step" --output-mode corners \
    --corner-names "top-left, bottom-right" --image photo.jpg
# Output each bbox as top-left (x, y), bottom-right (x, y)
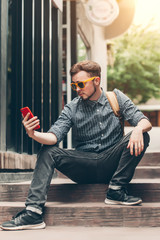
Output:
top-left (1, 201), bottom-right (160, 227)
top-left (1, 178), bottom-right (160, 203)
top-left (0, 151), bottom-right (160, 170)
top-left (0, 170), bottom-right (57, 183)
top-left (1, 152), bottom-right (160, 183)
top-left (139, 152), bottom-right (160, 166)
top-left (0, 171), bottom-right (34, 183)
top-left (133, 166), bottom-right (160, 179)
top-left (0, 164), bottom-right (159, 183)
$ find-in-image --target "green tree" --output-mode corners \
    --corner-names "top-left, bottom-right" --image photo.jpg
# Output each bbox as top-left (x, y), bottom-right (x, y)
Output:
top-left (107, 24), bottom-right (160, 104)
top-left (77, 34), bottom-right (87, 62)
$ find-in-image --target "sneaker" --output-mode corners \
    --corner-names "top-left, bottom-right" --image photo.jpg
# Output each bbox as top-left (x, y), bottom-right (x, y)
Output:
top-left (1, 209), bottom-right (46, 231)
top-left (105, 188), bottom-right (142, 206)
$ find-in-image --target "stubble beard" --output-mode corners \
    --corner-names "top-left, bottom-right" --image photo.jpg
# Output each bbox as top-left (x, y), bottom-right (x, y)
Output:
top-left (81, 85), bottom-right (97, 101)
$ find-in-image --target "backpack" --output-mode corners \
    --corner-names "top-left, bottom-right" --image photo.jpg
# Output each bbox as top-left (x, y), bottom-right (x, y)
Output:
top-left (106, 91), bottom-right (124, 135)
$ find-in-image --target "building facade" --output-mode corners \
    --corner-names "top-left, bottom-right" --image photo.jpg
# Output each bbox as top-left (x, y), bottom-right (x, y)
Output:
top-left (0, 0), bottom-right (77, 155)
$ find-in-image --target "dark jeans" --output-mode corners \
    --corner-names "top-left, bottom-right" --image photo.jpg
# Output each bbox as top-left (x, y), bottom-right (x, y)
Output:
top-left (25, 132), bottom-right (150, 212)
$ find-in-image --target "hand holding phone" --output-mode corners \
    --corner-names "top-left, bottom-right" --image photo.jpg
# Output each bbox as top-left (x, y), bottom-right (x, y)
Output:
top-left (20, 107), bottom-right (40, 130)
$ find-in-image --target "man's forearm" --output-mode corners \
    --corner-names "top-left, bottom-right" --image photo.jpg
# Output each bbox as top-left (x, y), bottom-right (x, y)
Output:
top-left (30, 131), bottom-right (57, 145)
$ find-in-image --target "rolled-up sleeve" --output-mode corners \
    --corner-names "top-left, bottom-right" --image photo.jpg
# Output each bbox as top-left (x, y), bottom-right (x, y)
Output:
top-left (48, 103), bottom-right (73, 144)
top-left (114, 89), bottom-right (149, 126)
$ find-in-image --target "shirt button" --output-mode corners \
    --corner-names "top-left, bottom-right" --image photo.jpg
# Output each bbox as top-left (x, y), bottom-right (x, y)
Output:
top-left (99, 122), bottom-right (102, 125)
top-left (101, 134), bottom-right (104, 137)
top-left (99, 144), bottom-right (101, 146)
top-left (97, 109), bottom-right (99, 112)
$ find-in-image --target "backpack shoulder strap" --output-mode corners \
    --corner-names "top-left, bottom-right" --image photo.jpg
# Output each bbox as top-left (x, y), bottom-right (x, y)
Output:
top-left (106, 91), bottom-right (120, 117)
top-left (106, 91), bottom-right (124, 134)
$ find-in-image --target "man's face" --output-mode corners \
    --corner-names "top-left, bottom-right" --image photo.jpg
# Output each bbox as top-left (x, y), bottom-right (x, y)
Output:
top-left (71, 71), bottom-right (98, 100)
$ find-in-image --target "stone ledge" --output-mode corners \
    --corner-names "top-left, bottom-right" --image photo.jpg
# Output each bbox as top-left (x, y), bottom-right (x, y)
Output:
top-left (1, 179), bottom-right (160, 202)
top-left (0, 151), bottom-right (36, 169)
top-left (1, 202), bottom-right (160, 227)
top-left (0, 151), bottom-right (159, 170)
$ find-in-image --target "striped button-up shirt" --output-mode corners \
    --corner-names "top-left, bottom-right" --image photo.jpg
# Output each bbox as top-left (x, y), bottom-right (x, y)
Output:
top-left (48, 89), bottom-right (148, 153)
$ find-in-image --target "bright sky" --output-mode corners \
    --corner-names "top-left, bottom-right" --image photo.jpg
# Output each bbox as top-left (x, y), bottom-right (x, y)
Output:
top-left (133, 0), bottom-right (160, 29)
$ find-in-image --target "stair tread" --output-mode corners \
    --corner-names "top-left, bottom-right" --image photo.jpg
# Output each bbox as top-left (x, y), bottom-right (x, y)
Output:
top-left (136, 166), bottom-right (160, 169)
top-left (1, 177), bottom-right (160, 185)
top-left (1, 201), bottom-right (160, 208)
top-left (1, 179), bottom-right (160, 204)
top-left (131, 178), bottom-right (160, 183)
top-left (1, 202), bottom-right (160, 227)
top-left (0, 178), bottom-right (73, 185)
top-left (46, 202), bottom-right (160, 208)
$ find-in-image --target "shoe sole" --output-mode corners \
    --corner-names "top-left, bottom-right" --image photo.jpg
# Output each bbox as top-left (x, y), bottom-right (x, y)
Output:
top-left (0, 222), bottom-right (46, 231)
top-left (104, 198), bottom-right (142, 206)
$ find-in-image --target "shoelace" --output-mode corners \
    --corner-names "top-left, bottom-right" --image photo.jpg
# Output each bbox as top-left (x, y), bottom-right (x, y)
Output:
top-left (121, 187), bottom-right (128, 195)
top-left (12, 209), bottom-right (27, 220)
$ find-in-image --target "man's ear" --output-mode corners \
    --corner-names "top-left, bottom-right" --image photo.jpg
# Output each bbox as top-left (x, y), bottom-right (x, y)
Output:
top-left (94, 77), bottom-right (100, 85)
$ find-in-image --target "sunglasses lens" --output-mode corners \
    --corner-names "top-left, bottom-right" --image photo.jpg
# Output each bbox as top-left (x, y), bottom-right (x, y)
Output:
top-left (78, 82), bottom-right (85, 89)
top-left (72, 84), bottom-right (77, 90)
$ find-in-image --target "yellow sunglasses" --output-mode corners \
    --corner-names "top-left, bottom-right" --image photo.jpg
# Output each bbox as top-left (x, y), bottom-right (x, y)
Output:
top-left (70, 76), bottom-right (98, 91)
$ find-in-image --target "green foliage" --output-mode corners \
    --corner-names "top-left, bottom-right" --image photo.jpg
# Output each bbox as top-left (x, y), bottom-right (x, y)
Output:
top-left (77, 34), bottom-right (87, 62)
top-left (107, 24), bottom-right (160, 103)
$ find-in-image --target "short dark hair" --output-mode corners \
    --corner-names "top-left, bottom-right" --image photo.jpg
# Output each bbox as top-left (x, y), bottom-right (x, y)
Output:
top-left (70, 60), bottom-right (101, 78)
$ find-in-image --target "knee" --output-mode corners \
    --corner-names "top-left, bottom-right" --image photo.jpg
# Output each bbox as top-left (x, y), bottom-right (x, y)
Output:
top-left (37, 145), bottom-right (59, 162)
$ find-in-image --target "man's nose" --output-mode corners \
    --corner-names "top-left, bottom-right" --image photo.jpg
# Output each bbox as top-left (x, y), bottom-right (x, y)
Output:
top-left (76, 86), bottom-right (81, 92)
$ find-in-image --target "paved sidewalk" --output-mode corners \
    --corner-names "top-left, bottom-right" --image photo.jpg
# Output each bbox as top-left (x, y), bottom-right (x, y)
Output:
top-left (1, 226), bottom-right (160, 240)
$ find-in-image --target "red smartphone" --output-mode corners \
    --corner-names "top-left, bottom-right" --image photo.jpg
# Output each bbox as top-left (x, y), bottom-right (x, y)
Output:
top-left (20, 107), bottom-right (40, 130)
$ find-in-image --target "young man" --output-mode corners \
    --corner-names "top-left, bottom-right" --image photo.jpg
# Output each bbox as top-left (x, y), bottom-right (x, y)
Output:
top-left (1, 60), bottom-right (152, 230)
